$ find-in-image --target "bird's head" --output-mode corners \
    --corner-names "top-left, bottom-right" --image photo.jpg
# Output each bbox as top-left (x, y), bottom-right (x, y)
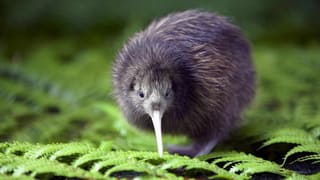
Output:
top-left (128, 67), bottom-right (174, 156)
top-left (129, 68), bottom-right (174, 120)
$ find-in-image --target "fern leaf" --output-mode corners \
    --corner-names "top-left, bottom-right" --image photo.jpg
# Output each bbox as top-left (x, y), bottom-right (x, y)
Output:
top-left (0, 174), bottom-right (34, 180)
top-left (285, 173), bottom-right (317, 180)
top-left (0, 153), bottom-right (104, 179)
top-left (3, 142), bottom-right (35, 155)
top-left (161, 155), bottom-right (242, 180)
top-left (24, 143), bottom-right (67, 159)
top-left (97, 141), bottom-right (115, 151)
top-left (104, 160), bottom-right (153, 176)
top-left (73, 149), bottom-right (111, 167)
top-left (295, 154), bottom-right (320, 163)
top-left (0, 143), bottom-right (10, 153)
top-left (104, 159), bottom-right (176, 179)
top-left (91, 157), bottom-right (129, 172)
top-left (307, 173), bottom-right (320, 180)
top-left (230, 161), bottom-right (288, 176)
top-left (201, 152), bottom-right (293, 178)
top-left (261, 128), bottom-right (318, 148)
top-left (49, 142), bottom-right (95, 160)
top-left (87, 151), bottom-right (179, 179)
top-left (283, 144), bottom-right (320, 164)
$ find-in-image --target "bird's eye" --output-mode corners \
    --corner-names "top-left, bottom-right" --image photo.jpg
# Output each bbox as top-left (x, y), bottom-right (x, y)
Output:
top-left (165, 91), bottom-right (170, 97)
top-left (138, 91), bottom-right (144, 98)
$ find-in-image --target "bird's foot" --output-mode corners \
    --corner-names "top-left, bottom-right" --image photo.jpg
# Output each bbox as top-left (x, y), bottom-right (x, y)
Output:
top-left (167, 138), bottom-right (218, 157)
top-left (167, 144), bottom-right (199, 157)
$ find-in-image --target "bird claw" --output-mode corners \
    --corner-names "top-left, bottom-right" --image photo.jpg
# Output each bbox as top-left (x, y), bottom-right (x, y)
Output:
top-left (167, 138), bottom-right (218, 157)
top-left (167, 144), bottom-right (199, 157)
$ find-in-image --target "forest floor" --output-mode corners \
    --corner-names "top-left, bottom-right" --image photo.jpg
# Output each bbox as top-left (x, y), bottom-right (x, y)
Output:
top-left (0, 37), bottom-right (319, 179)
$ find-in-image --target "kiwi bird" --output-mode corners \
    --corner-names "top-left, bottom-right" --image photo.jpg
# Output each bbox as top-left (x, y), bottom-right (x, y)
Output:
top-left (112, 9), bottom-right (255, 157)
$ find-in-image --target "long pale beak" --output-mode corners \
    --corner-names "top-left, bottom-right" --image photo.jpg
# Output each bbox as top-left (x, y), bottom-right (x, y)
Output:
top-left (150, 110), bottom-right (163, 157)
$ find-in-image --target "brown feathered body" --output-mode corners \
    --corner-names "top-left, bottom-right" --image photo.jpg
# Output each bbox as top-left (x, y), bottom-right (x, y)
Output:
top-left (112, 10), bottom-right (255, 156)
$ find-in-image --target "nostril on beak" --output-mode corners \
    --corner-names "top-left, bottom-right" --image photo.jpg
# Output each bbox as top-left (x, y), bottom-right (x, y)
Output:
top-left (151, 102), bottom-right (161, 111)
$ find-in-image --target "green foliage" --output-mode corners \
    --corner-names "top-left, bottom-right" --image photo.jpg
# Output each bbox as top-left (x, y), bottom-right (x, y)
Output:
top-left (0, 142), bottom-right (245, 179)
top-left (200, 152), bottom-right (293, 178)
top-left (0, 35), bottom-right (320, 178)
top-left (0, 141), bottom-right (318, 179)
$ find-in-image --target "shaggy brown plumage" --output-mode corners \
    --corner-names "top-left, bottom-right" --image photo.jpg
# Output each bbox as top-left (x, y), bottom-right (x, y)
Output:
top-left (112, 9), bottom-right (255, 157)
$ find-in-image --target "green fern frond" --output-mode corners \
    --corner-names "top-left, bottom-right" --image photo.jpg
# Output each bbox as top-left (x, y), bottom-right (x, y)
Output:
top-left (162, 155), bottom-right (243, 179)
top-left (73, 150), bottom-right (159, 168)
top-left (104, 159), bottom-right (154, 176)
top-left (72, 149), bottom-right (111, 167)
top-left (77, 150), bottom-right (241, 179)
top-left (3, 142), bottom-right (36, 155)
top-left (261, 128), bottom-right (318, 148)
top-left (295, 154), bottom-right (320, 164)
top-left (91, 157), bottom-right (129, 172)
top-left (0, 143), bottom-right (10, 153)
top-left (102, 159), bottom-right (180, 179)
top-left (78, 150), bottom-right (178, 178)
top-left (285, 173), bottom-right (318, 180)
top-left (5, 142), bottom-right (315, 179)
top-left (201, 152), bottom-right (294, 178)
top-left (0, 153), bottom-right (104, 179)
top-left (306, 173), bottom-right (320, 180)
top-left (48, 142), bottom-right (95, 160)
top-left (24, 143), bottom-right (69, 159)
top-left (0, 174), bottom-right (34, 180)
top-left (283, 144), bottom-right (320, 164)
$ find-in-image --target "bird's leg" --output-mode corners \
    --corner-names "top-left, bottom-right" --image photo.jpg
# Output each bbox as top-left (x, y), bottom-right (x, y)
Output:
top-left (167, 144), bottom-right (199, 157)
top-left (195, 138), bottom-right (218, 156)
top-left (167, 138), bottom-right (218, 157)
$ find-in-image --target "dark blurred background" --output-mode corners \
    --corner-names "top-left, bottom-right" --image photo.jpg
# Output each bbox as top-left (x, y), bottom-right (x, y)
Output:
top-left (1, 0), bottom-right (320, 49)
